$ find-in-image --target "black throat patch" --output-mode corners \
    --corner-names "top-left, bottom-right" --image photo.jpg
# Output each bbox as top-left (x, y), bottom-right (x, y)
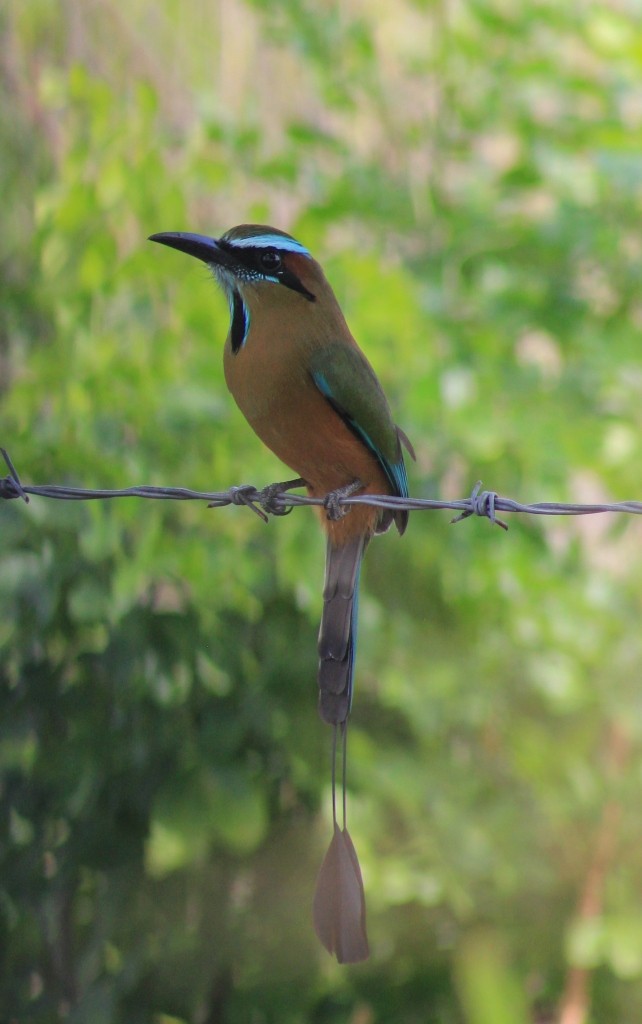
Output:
top-left (230, 290), bottom-right (249, 353)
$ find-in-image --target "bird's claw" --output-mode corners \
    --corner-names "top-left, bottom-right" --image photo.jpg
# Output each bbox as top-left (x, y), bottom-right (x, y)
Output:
top-left (323, 480), bottom-right (364, 522)
top-left (257, 478), bottom-right (305, 517)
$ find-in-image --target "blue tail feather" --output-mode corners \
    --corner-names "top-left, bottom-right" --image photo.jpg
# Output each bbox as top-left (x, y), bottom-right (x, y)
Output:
top-left (318, 538), bottom-right (364, 725)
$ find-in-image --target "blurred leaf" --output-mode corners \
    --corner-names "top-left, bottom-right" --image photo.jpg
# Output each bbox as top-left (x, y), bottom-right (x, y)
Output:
top-left (455, 930), bottom-right (530, 1024)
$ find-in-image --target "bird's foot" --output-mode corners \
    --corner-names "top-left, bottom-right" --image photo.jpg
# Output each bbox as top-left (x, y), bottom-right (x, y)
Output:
top-left (258, 477), bottom-right (306, 517)
top-left (323, 479), bottom-right (364, 521)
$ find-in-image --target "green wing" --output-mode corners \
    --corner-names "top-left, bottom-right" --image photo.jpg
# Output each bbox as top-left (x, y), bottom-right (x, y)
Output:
top-left (309, 343), bottom-right (409, 499)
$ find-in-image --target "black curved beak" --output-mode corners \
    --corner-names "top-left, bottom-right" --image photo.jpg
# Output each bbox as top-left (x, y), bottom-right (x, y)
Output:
top-left (148, 231), bottom-right (231, 266)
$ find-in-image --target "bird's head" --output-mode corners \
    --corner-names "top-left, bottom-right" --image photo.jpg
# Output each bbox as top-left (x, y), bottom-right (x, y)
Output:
top-left (149, 224), bottom-right (322, 301)
top-left (150, 224), bottom-right (333, 351)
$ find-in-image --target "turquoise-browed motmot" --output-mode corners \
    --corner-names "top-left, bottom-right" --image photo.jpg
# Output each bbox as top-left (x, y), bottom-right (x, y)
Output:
top-left (150, 224), bottom-right (413, 962)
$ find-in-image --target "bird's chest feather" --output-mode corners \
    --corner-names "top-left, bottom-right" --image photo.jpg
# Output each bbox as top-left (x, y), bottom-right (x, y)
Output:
top-left (224, 323), bottom-right (313, 437)
top-left (223, 324), bottom-right (386, 501)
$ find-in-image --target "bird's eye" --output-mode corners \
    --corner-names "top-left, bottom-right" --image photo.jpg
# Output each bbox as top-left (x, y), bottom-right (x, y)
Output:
top-left (260, 249), bottom-right (282, 272)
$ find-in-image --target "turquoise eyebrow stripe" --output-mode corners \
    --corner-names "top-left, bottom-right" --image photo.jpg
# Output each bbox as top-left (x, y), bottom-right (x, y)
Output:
top-left (230, 234), bottom-right (311, 256)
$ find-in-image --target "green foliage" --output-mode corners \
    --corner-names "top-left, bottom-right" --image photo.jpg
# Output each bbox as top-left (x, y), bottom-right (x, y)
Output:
top-left (2, 1), bottom-right (642, 1021)
top-left (454, 930), bottom-right (529, 1024)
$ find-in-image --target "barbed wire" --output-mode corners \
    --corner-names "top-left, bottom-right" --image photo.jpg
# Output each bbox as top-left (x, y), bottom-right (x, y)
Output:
top-left (2, 446), bottom-right (642, 532)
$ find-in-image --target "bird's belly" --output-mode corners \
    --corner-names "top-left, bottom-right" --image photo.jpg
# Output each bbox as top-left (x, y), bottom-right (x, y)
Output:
top-left (251, 397), bottom-right (389, 542)
top-left (224, 336), bottom-right (391, 539)
top-left (245, 390), bottom-right (379, 494)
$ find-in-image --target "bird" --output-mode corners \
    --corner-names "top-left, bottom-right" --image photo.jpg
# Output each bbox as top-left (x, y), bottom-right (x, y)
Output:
top-left (150, 224), bottom-right (414, 962)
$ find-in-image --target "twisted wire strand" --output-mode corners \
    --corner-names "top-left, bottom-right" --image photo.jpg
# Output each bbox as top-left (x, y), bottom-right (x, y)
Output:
top-left (2, 447), bottom-right (642, 529)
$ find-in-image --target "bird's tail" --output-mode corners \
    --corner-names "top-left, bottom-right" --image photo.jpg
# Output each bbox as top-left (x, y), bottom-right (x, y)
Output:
top-left (317, 535), bottom-right (366, 725)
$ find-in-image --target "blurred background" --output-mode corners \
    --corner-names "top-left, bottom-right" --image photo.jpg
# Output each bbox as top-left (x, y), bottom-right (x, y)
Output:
top-left (2, 0), bottom-right (642, 1021)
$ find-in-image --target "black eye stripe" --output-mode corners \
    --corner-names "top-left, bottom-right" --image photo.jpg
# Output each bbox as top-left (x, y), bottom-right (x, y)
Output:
top-left (220, 241), bottom-right (315, 302)
top-left (219, 241), bottom-right (283, 273)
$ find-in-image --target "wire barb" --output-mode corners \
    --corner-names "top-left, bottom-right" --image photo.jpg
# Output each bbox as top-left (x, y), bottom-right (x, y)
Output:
top-left (217, 484), bottom-right (269, 523)
top-left (0, 448), bottom-right (29, 504)
top-left (450, 480), bottom-right (508, 531)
